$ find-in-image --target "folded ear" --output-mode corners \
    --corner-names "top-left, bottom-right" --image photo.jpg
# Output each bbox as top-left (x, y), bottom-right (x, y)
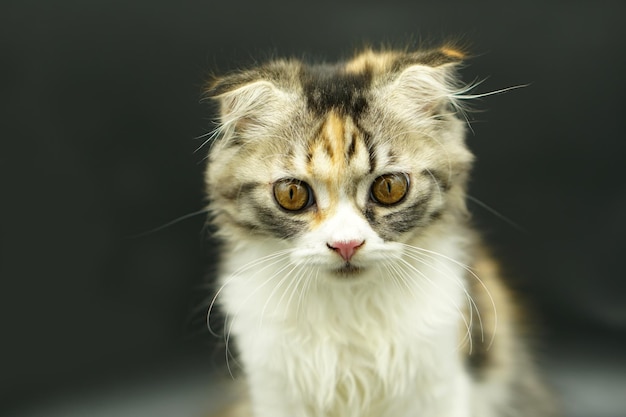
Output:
top-left (383, 47), bottom-right (466, 123)
top-left (206, 69), bottom-right (295, 139)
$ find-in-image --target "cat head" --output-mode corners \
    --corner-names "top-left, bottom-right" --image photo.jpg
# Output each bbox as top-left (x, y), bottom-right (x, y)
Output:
top-left (205, 47), bottom-right (474, 278)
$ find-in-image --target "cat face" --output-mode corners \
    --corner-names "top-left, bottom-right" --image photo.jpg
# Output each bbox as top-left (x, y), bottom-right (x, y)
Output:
top-left (206, 48), bottom-right (473, 278)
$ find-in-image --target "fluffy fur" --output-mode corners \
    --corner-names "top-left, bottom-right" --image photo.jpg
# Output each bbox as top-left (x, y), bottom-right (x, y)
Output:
top-left (204, 47), bottom-right (557, 417)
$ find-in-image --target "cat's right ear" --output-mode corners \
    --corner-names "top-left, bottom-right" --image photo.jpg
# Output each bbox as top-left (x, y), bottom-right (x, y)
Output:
top-left (205, 72), bottom-right (293, 137)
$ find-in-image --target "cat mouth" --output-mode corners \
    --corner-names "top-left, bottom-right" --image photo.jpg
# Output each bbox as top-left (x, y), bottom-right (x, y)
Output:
top-left (333, 263), bottom-right (363, 277)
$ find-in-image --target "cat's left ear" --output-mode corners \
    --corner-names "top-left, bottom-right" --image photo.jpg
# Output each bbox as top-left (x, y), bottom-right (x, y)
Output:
top-left (206, 69), bottom-right (295, 138)
top-left (383, 47), bottom-right (466, 121)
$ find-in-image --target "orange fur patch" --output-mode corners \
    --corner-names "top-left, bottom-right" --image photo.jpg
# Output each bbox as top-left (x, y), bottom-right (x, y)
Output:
top-left (440, 47), bottom-right (465, 60)
top-left (307, 112), bottom-right (352, 228)
top-left (344, 49), bottom-right (397, 75)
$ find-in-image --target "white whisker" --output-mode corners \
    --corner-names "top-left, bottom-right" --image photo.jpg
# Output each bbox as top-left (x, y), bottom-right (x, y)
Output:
top-left (194, 124), bottom-right (224, 154)
top-left (257, 260), bottom-right (299, 327)
top-left (293, 265), bottom-right (317, 319)
top-left (207, 249), bottom-right (293, 337)
top-left (399, 249), bottom-right (479, 352)
top-left (467, 195), bottom-right (528, 234)
top-left (454, 84), bottom-right (530, 101)
top-left (125, 208), bottom-right (210, 239)
top-left (380, 262), bottom-right (405, 294)
top-left (261, 263), bottom-right (302, 320)
top-left (423, 168), bottom-right (444, 203)
top-left (223, 261), bottom-right (290, 376)
top-left (399, 243), bottom-right (497, 349)
top-left (395, 257), bottom-right (473, 353)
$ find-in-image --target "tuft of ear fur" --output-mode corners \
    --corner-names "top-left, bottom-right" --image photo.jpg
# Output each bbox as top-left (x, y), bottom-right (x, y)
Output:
top-left (205, 69), bottom-right (297, 144)
top-left (382, 47), bottom-right (467, 125)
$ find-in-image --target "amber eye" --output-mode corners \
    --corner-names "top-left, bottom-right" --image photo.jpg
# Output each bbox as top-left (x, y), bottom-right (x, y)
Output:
top-left (370, 173), bottom-right (409, 205)
top-left (273, 179), bottom-right (313, 211)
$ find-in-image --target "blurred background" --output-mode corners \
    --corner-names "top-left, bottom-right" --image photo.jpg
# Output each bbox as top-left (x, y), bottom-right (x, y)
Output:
top-left (2, 0), bottom-right (625, 416)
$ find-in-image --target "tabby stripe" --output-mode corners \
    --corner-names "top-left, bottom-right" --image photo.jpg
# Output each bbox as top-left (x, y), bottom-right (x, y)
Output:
top-left (251, 203), bottom-right (306, 240)
top-left (219, 181), bottom-right (261, 202)
top-left (382, 194), bottom-right (432, 235)
top-left (358, 126), bottom-right (376, 173)
top-left (347, 131), bottom-right (357, 160)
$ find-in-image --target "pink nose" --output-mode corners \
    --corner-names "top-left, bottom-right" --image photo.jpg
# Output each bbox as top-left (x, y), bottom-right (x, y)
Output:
top-left (327, 240), bottom-right (365, 261)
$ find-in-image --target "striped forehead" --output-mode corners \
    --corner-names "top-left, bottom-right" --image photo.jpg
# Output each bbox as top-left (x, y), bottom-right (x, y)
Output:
top-left (306, 112), bottom-right (371, 192)
top-left (302, 112), bottom-right (372, 227)
top-left (299, 60), bottom-right (376, 182)
top-left (301, 63), bottom-right (372, 117)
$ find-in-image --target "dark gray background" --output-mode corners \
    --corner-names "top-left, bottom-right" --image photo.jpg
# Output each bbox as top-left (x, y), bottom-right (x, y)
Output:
top-left (2, 0), bottom-right (625, 415)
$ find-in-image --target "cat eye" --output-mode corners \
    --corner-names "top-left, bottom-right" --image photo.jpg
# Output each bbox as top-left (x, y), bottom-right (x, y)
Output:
top-left (370, 173), bottom-right (409, 206)
top-left (273, 179), bottom-right (314, 212)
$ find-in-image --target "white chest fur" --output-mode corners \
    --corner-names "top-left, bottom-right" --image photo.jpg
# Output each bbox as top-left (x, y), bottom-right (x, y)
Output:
top-left (217, 238), bottom-right (472, 417)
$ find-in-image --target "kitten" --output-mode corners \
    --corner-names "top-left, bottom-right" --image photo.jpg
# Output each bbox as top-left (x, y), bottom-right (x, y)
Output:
top-left (204, 47), bottom-right (558, 417)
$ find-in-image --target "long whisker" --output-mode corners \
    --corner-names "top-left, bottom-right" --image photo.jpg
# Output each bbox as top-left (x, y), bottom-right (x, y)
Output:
top-left (125, 208), bottom-right (210, 239)
top-left (207, 249), bottom-right (292, 337)
top-left (380, 262), bottom-right (406, 294)
top-left (295, 266), bottom-right (314, 318)
top-left (225, 257), bottom-right (292, 333)
top-left (223, 257), bottom-right (293, 376)
top-left (423, 168), bottom-right (444, 204)
top-left (385, 257), bottom-right (423, 299)
top-left (194, 125), bottom-right (222, 154)
top-left (259, 261), bottom-right (300, 326)
top-left (282, 264), bottom-right (312, 321)
top-left (399, 248), bottom-right (482, 338)
top-left (395, 257), bottom-right (473, 353)
top-left (399, 243), bottom-right (497, 349)
top-left (399, 249), bottom-right (479, 351)
top-left (291, 265), bottom-right (317, 320)
top-left (467, 195), bottom-right (528, 234)
top-left (454, 84), bottom-right (530, 100)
